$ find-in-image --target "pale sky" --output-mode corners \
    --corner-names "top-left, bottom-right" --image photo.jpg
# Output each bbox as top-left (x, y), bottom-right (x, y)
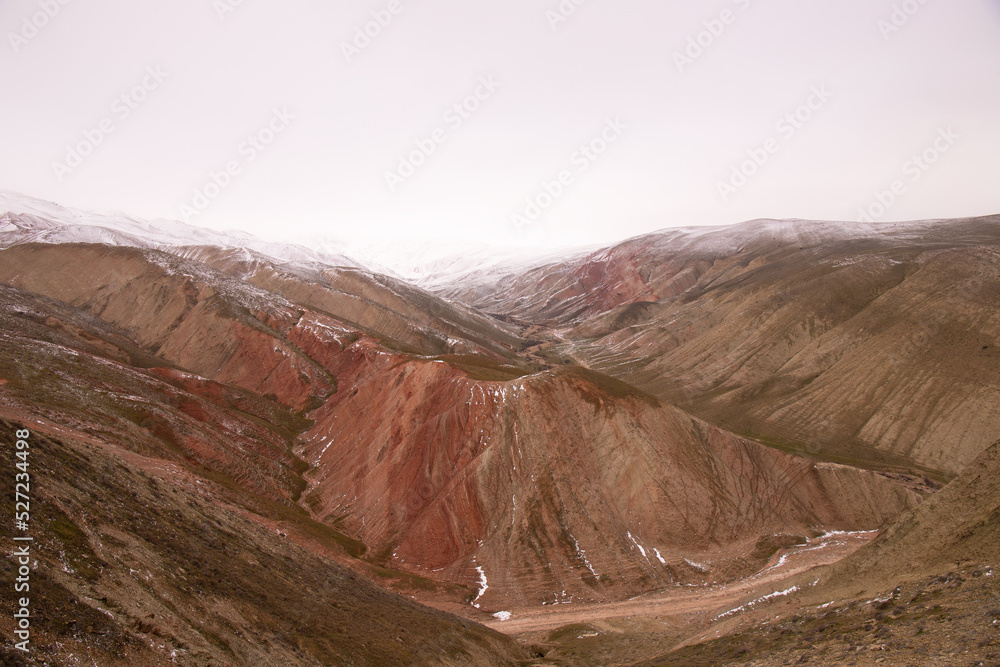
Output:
top-left (2, 0), bottom-right (999, 250)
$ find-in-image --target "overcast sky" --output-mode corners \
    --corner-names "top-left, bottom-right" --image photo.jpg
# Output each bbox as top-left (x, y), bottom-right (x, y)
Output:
top-left (2, 0), bottom-right (999, 251)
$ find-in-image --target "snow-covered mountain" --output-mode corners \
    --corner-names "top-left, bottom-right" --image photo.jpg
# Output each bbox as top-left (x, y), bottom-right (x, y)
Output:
top-left (0, 191), bottom-right (365, 270)
top-left (4, 191), bottom-right (951, 294)
top-left (0, 191), bottom-right (600, 286)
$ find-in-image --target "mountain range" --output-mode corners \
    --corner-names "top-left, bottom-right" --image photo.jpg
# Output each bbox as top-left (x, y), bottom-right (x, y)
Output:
top-left (1, 192), bottom-right (996, 665)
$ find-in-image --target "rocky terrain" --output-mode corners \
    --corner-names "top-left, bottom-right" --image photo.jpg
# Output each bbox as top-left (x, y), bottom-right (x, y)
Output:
top-left (1, 194), bottom-right (997, 665)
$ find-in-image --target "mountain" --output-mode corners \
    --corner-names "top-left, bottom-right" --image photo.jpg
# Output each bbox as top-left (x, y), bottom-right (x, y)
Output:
top-left (436, 216), bottom-right (1000, 479)
top-left (3, 194), bottom-right (996, 665)
top-left (0, 202), bottom-right (923, 596)
top-left (300, 356), bottom-right (919, 609)
top-left (0, 190), bottom-right (364, 269)
top-left (0, 279), bottom-right (530, 665)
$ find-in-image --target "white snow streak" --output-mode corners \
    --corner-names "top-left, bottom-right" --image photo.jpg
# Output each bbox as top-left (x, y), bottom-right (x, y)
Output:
top-left (471, 563), bottom-right (488, 608)
top-left (714, 586), bottom-right (801, 620)
top-left (626, 531), bottom-right (645, 558)
top-left (683, 557), bottom-right (708, 573)
top-left (569, 533), bottom-right (599, 577)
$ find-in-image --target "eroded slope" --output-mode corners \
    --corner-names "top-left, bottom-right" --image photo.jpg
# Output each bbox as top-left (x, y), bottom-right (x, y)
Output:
top-left (298, 341), bottom-right (920, 610)
top-left (0, 419), bottom-right (528, 666)
top-left (440, 217), bottom-right (1000, 478)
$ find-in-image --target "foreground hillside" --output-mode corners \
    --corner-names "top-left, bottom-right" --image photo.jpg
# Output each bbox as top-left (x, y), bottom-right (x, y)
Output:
top-left (0, 419), bottom-right (528, 666)
top-left (496, 441), bottom-right (998, 665)
top-left (642, 439), bottom-right (1000, 665)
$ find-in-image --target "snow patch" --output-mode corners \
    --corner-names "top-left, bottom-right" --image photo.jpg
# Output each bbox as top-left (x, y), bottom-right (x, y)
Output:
top-left (757, 551), bottom-right (790, 575)
top-left (714, 585), bottom-right (801, 620)
top-left (626, 531), bottom-right (650, 562)
top-left (471, 562), bottom-right (488, 608)
top-left (818, 529), bottom-right (878, 539)
top-left (569, 533), bottom-right (599, 578)
top-left (541, 590), bottom-right (575, 606)
top-left (492, 611), bottom-right (512, 621)
top-left (315, 437), bottom-right (335, 464)
top-left (683, 557), bottom-right (709, 573)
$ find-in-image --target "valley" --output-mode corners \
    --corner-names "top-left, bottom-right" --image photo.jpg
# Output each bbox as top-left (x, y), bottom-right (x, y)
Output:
top-left (1, 195), bottom-right (997, 665)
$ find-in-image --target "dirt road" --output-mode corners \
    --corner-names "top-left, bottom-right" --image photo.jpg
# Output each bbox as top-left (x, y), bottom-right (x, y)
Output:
top-left (481, 530), bottom-right (876, 636)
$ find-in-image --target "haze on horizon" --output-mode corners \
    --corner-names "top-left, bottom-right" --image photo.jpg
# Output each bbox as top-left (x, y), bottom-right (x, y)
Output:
top-left (2, 0), bottom-right (999, 251)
